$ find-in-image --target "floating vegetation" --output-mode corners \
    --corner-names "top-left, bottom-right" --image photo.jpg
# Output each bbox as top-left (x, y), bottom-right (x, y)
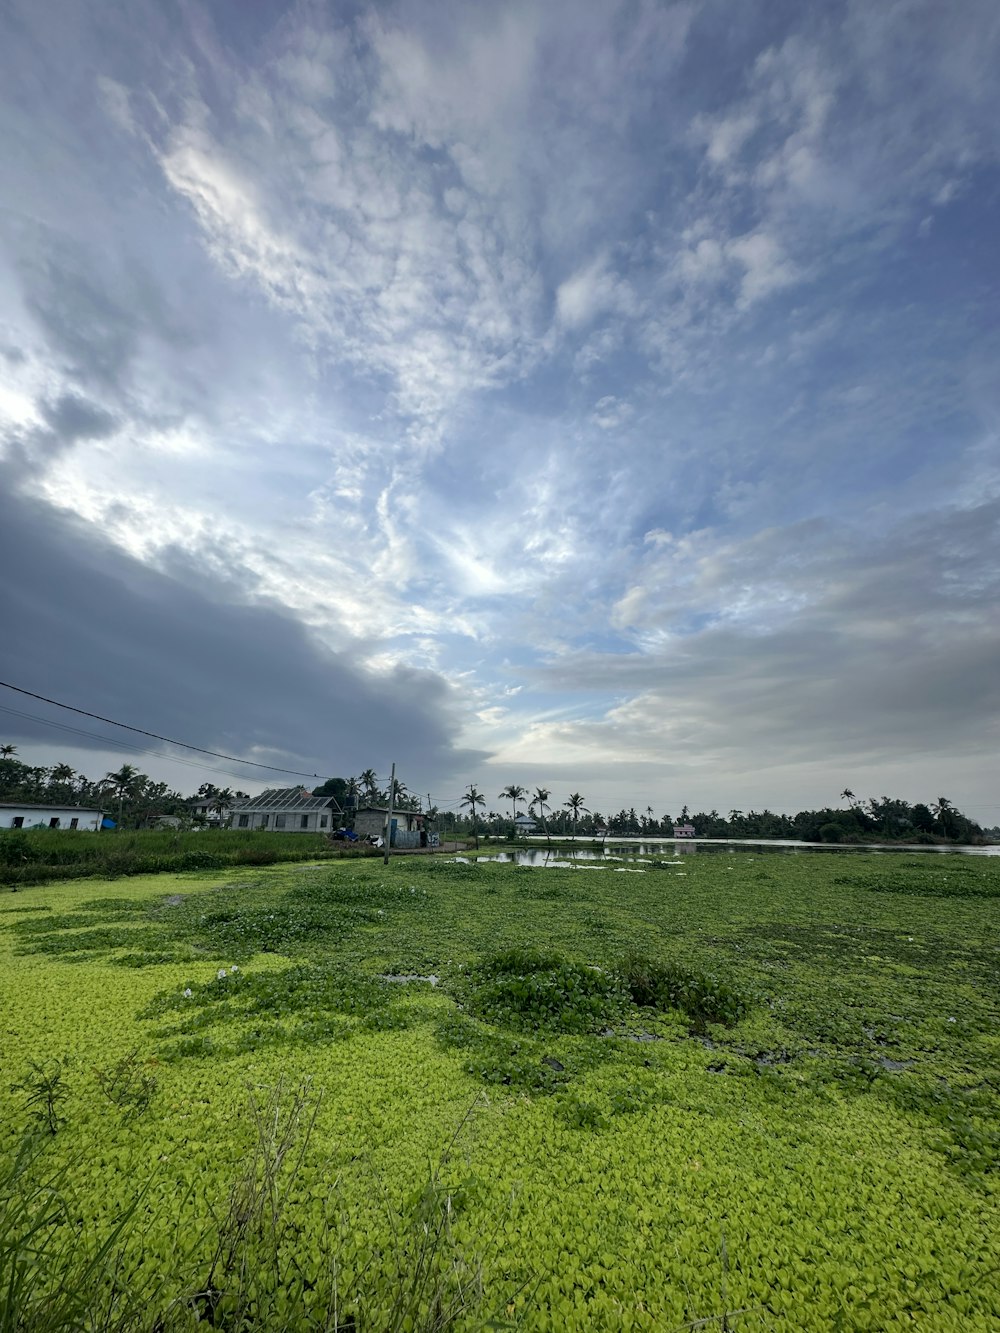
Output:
top-left (1, 852), bottom-right (998, 1328)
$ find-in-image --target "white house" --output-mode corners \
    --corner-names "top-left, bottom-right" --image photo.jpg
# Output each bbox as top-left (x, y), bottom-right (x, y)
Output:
top-left (231, 787), bottom-right (340, 832)
top-left (1, 802), bottom-right (104, 832)
top-left (187, 795), bottom-right (249, 825)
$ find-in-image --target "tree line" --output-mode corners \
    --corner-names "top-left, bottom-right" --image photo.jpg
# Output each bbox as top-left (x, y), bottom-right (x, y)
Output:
top-left (0, 745), bottom-right (990, 843)
top-left (445, 783), bottom-right (989, 845)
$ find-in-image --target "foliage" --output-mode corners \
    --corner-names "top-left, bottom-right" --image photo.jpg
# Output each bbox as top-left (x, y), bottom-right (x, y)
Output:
top-left (1, 852), bottom-right (999, 1328)
top-left (94, 1050), bottom-right (159, 1119)
top-left (465, 948), bottom-right (628, 1034)
top-left (0, 827), bottom-right (345, 887)
top-left (619, 954), bottom-right (749, 1027)
top-left (11, 1060), bottom-right (70, 1135)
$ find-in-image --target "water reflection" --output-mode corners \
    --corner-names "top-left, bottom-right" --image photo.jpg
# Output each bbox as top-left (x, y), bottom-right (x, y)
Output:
top-left (468, 837), bottom-right (997, 866)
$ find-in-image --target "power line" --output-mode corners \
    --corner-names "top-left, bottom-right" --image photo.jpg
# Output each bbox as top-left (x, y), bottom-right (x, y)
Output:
top-left (0, 703), bottom-right (307, 788)
top-left (0, 680), bottom-right (324, 779)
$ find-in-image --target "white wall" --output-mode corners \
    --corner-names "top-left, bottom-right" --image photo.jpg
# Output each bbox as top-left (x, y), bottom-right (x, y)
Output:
top-left (2, 806), bottom-right (103, 832)
top-left (231, 808), bottom-right (331, 832)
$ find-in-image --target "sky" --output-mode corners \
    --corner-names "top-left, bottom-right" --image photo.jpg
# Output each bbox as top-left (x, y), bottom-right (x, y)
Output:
top-left (1, 0), bottom-right (998, 825)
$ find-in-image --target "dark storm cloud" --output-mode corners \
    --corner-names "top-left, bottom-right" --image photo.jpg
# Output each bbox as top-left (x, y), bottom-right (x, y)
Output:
top-left (41, 394), bottom-right (119, 441)
top-left (0, 474), bottom-right (486, 783)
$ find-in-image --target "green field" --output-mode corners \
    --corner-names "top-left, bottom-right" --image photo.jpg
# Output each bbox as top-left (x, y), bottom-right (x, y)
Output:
top-left (1, 852), bottom-right (998, 1330)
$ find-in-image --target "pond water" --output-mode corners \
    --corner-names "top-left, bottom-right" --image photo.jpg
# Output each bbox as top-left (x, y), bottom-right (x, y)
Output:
top-left (461, 837), bottom-right (998, 866)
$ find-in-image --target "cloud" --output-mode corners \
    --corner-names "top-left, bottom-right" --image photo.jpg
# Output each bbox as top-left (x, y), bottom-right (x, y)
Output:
top-left (0, 470), bottom-right (486, 785)
top-left (41, 393), bottom-right (118, 441)
top-left (516, 498), bottom-right (1000, 782)
top-left (556, 255), bottom-right (634, 330)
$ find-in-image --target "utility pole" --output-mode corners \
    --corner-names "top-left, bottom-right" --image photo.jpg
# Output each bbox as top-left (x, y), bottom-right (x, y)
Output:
top-left (382, 762), bottom-right (395, 866)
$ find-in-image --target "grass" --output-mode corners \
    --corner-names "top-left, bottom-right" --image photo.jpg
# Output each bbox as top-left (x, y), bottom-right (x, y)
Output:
top-left (1, 852), bottom-right (998, 1329)
top-left (0, 827), bottom-right (379, 887)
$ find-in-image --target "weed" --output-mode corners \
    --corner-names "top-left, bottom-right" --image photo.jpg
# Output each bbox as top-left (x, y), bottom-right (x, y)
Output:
top-left (620, 954), bottom-right (750, 1027)
top-left (466, 947), bottom-right (628, 1034)
top-left (11, 1059), bottom-right (70, 1135)
top-left (94, 1049), bottom-right (159, 1119)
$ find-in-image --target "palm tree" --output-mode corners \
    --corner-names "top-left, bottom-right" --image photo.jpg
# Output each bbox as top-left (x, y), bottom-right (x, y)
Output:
top-left (499, 784), bottom-right (528, 839)
top-left (211, 787), bottom-right (234, 827)
top-left (530, 787), bottom-right (552, 843)
top-left (933, 796), bottom-right (955, 838)
top-left (0, 743), bottom-right (18, 759)
top-left (840, 788), bottom-right (857, 807)
top-left (102, 763), bottom-right (142, 828)
top-left (359, 769), bottom-right (379, 802)
top-left (563, 792), bottom-right (587, 839)
top-left (460, 784), bottom-right (486, 849)
top-left (50, 763), bottom-right (76, 801)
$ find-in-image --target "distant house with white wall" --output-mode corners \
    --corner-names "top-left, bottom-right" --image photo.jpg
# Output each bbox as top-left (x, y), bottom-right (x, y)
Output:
top-left (672, 823), bottom-right (696, 838)
top-left (514, 814), bottom-right (537, 835)
top-left (187, 795), bottom-right (249, 826)
top-left (231, 788), bottom-right (340, 832)
top-left (1, 802), bottom-right (104, 832)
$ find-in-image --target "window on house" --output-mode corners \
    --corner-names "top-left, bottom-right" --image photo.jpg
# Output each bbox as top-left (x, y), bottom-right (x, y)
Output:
top-left (238, 814), bottom-right (249, 828)
top-left (300, 814), bottom-right (309, 828)
top-left (69, 818), bottom-right (79, 830)
top-left (49, 817), bottom-right (60, 829)
top-left (12, 816), bottom-right (24, 829)
top-left (260, 815), bottom-right (269, 828)
top-left (320, 815), bottom-right (328, 828)
top-left (275, 814), bottom-right (286, 829)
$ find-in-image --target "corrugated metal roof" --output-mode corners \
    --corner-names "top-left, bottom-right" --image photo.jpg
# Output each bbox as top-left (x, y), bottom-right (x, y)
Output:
top-left (238, 787), bottom-right (337, 812)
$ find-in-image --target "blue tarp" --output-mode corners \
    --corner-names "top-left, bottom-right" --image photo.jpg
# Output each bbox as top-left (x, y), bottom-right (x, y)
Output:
top-left (101, 818), bottom-right (116, 829)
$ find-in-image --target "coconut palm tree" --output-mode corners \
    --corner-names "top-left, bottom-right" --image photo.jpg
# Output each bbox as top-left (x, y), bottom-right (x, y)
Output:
top-left (530, 787), bottom-right (552, 843)
top-left (101, 763), bottom-right (142, 828)
top-left (211, 787), bottom-right (234, 827)
top-left (499, 784), bottom-right (528, 839)
top-left (50, 763), bottom-right (77, 802)
top-left (460, 784), bottom-right (486, 849)
top-left (359, 769), bottom-right (380, 802)
top-left (933, 796), bottom-right (956, 838)
top-left (563, 792), bottom-right (588, 839)
top-left (0, 743), bottom-right (18, 759)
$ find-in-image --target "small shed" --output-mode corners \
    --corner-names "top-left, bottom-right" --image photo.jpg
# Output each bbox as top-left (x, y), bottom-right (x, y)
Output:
top-left (353, 806), bottom-right (422, 844)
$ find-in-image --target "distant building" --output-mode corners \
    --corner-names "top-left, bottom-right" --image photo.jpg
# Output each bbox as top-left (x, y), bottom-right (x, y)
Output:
top-left (672, 823), bottom-right (696, 838)
top-left (1, 802), bottom-right (104, 832)
top-left (353, 806), bottom-right (422, 845)
top-left (187, 795), bottom-right (249, 826)
top-left (231, 788), bottom-right (340, 832)
top-left (513, 813), bottom-right (538, 835)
